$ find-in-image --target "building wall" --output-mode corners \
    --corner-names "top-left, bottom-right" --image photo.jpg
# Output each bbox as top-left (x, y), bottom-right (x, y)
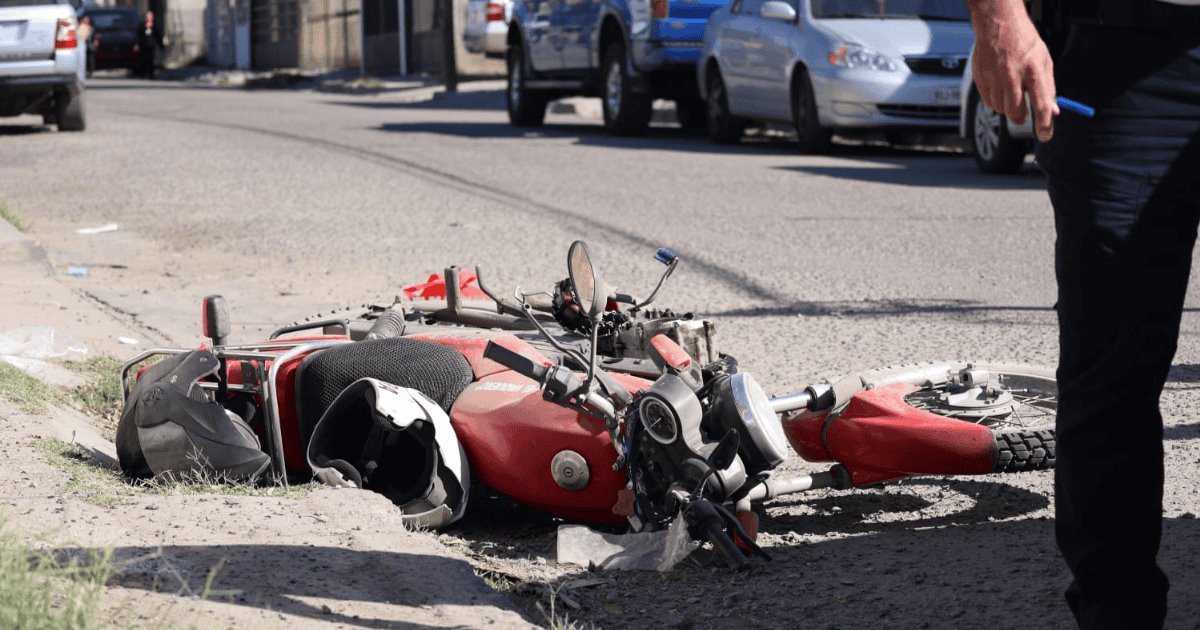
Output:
top-left (300, 0), bottom-right (361, 72)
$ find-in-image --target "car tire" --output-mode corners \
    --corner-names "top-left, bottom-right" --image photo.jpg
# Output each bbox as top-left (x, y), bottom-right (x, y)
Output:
top-left (968, 88), bottom-right (1028, 174)
top-left (673, 96), bottom-right (706, 130)
top-left (55, 90), bottom-right (86, 132)
top-left (791, 67), bottom-right (832, 154)
top-left (705, 70), bottom-right (744, 144)
top-left (601, 41), bottom-right (651, 136)
top-left (507, 41), bottom-right (547, 127)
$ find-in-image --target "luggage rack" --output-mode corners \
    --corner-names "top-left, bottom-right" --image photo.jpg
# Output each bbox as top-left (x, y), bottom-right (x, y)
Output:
top-left (120, 338), bottom-right (353, 482)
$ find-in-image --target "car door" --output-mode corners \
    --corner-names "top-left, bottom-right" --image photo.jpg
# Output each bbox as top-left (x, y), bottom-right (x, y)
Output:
top-left (556, 0), bottom-right (595, 71)
top-left (718, 0), bottom-right (766, 117)
top-left (753, 0), bottom-right (800, 121)
top-left (522, 0), bottom-right (560, 71)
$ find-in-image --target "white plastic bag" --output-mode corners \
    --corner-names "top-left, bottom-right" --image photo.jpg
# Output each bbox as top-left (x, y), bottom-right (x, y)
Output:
top-left (556, 517), bottom-right (698, 571)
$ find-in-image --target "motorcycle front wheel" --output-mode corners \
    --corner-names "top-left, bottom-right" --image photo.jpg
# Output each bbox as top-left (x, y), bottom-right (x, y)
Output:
top-left (855, 362), bottom-right (1057, 474)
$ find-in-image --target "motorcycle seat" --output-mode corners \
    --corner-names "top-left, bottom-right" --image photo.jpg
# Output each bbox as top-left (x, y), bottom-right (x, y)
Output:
top-left (294, 337), bottom-right (474, 456)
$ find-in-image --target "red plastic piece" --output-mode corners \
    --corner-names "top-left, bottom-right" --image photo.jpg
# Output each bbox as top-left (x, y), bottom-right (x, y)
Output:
top-left (734, 510), bottom-right (759, 553)
top-left (403, 270), bottom-right (487, 300)
top-left (783, 383), bottom-right (996, 486)
top-left (649, 334), bottom-right (693, 370)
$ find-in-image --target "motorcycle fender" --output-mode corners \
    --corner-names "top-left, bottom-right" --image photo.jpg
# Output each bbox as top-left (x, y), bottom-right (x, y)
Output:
top-left (820, 383), bottom-right (996, 482)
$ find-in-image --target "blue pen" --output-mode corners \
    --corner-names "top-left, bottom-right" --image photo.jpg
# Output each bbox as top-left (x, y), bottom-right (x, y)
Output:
top-left (1056, 96), bottom-right (1095, 118)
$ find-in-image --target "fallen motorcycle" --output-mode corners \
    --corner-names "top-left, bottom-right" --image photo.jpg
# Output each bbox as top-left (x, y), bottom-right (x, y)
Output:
top-left (117, 241), bottom-right (1057, 569)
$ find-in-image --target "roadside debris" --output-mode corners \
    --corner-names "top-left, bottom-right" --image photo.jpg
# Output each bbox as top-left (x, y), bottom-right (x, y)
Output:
top-left (556, 519), bottom-right (697, 572)
top-left (0, 325), bottom-right (88, 374)
top-left (66, 267), bottom-right (87, 277)
top-left (75, 223), bottom-right (119, 235)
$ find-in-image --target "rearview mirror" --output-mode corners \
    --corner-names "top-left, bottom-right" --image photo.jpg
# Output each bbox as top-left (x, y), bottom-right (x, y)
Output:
top-left (568, 240), bottom-right (605, 320)
top-left (760, 0), bottom-right (797, 21)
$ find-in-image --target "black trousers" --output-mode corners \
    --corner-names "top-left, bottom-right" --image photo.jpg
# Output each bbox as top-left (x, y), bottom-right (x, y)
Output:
top-left (1036, 19), bottom-right (1200, 630)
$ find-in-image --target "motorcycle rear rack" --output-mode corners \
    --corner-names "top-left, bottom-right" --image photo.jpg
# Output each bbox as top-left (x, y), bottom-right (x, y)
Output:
top-left (120, 338), bottom-right (353, 482)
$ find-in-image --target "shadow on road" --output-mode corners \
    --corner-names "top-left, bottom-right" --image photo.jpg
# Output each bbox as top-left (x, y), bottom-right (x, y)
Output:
top-left (57, 544), bottom-right (521, 629)
top-left (705, 298), bottom-right (1058, 319)
top-left (775, 156), bottom-right (1046, 190)
top-left (0, 124), bottom-right (49, 136)
top-left (326, 89), bottom-right (507, 112)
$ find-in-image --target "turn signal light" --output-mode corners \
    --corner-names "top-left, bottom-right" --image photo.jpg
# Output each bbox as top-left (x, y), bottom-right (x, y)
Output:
top-left (55, 18), bottom-right (77, 49)
top-left (651, 0), bottom-right (668, 18)
top-left (486, 2), bottom-right (505, 21)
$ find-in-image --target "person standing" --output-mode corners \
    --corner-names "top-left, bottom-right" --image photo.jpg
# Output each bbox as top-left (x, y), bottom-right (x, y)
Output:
top-left (966, 0), bottom-right (1200, 627)
top-left (76, 14), bottom-right (95, 78)
top-left (135, 10), bottom-right (158, 79)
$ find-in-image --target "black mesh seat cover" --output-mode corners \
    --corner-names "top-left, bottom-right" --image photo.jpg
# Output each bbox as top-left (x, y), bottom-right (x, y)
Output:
top-left (296, 338), bottom-right (473, 451)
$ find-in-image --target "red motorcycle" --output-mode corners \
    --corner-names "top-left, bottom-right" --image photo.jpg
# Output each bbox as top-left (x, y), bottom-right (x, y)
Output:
top-left (118, 241), bottom-right (1057, 569)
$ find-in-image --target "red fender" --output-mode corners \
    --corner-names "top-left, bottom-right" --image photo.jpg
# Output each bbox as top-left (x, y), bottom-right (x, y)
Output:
top-left (783, 383), bottom-right (996, 486)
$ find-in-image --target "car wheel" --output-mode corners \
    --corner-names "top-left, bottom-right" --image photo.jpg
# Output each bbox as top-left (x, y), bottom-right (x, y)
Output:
top-left (705, 70), bottom-right (743, 144)
top-left (968, 88), bottom-right (1028, 174)
top-left (674, 96), bottom-right (706, 130)
top-left (55, 90), bottom-right (86, 132)
top-left (507, 41), bottom-right (547, 127)
top-left (792, 67), bottom-right (831, 154)
top-left (601, 41), bottom-right (651, 135)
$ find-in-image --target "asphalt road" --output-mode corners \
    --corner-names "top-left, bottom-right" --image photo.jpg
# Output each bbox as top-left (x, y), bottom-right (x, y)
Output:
top-left (3, 76), bottom-right (1200, 627)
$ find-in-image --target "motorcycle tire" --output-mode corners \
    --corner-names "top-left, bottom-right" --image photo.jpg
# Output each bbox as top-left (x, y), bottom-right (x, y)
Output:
top-left (851, 362), bottom-right (1057, 474)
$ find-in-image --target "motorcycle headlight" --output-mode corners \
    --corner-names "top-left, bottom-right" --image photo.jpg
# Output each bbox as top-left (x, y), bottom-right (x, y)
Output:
top-left (727, 372), bottom-right (789, 469)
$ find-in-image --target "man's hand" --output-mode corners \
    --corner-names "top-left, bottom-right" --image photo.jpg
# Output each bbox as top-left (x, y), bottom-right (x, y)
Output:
top-left (967, 0), bottom-right (1059, 141)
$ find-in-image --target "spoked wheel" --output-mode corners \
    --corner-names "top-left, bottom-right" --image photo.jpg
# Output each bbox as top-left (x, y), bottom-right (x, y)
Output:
top-left (858, 362), bottom-right (1057, 473)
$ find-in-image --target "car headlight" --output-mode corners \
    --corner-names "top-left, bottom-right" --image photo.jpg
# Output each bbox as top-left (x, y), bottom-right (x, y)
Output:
top-left (728, 372), bottom-right (789, 468)
top-left (828, 44), bottom-right (899, 72)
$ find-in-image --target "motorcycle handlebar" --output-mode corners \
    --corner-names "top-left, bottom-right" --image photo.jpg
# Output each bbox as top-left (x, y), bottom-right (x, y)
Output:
top-left (685, 499), bottom-right (748, 570)
top-left (483, 341), bottom-right (549, 383)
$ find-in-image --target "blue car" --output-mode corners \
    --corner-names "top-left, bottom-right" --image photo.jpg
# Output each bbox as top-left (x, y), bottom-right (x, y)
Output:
top-left (506, 0), bottom-right (727, 134)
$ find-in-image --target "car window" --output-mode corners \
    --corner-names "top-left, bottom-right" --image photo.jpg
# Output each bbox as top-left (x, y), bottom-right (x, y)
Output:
top-left (88, 10), bottom-right (139, 30)
top-left (738, 0), bottom-right (765, 15)
top-left (811, 0), bottom-right (968, 20)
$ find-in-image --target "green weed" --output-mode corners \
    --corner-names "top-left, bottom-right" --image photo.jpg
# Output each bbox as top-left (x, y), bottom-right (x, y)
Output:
top-left (0, 519), bottom-right (114, 629)
top-left (0, 361), bottom-right (61, 415)
top-left (0, 204), bottom-right (28, 232)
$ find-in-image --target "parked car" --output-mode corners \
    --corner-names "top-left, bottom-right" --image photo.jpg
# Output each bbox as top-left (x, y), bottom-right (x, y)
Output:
top-left (463, 0), bottom-right (512, 57)
top-left (697, 0), bottom-right (973, 152)
top-left (506, 0), bottom-right (726, 134)
top-left (0, 0), bottom-right (85, 131)
top-left (82, 6), bottom-right (140, 72)
top-left (959, 45), bottom-right (1034, 173)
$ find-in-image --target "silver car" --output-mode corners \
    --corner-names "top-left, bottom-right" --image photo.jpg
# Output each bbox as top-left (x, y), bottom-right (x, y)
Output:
top-left (0, 0), bottom-right (86, 131)
top-left (463, 0), bottom-right (512, 57)
top-left (959, 44), bottom-right (1035, 173)
top-left (698, 0), bottom-right (972, 152)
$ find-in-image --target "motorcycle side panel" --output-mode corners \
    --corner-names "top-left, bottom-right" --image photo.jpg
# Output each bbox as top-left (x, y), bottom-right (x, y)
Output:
top-left (450, 370), bottom-right (643, 524)
top-left (783, 383), bottom-right (995, 485)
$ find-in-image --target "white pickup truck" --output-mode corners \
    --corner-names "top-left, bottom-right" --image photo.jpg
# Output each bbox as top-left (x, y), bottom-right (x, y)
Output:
top-left (0, 0), bottom-right (85, 131)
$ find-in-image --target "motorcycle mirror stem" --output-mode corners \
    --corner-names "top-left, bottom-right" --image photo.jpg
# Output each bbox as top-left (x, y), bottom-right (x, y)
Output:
top-left (632, 247), bottom-right (679, 312)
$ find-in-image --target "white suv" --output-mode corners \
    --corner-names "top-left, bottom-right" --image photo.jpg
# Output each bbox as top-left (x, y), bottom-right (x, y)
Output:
top-left (0, 0), bottom-right (85, 131)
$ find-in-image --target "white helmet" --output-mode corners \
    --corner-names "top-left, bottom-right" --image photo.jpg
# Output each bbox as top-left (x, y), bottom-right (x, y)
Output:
top-left (307, 378), bottom-right (470, 528)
